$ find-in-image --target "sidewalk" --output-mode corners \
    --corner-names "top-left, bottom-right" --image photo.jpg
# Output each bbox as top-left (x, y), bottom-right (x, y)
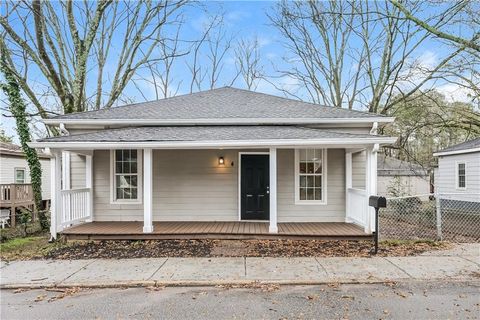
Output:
top-left (1, 244), bottom-right (478, 289)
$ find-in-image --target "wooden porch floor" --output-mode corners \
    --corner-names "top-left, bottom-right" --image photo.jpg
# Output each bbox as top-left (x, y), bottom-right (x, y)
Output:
top-left (61, 221), bottom-right (370, 240)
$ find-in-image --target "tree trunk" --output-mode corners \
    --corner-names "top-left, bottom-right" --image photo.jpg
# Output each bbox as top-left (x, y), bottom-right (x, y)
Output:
top-left (0, 48), bottom-right (49, 231)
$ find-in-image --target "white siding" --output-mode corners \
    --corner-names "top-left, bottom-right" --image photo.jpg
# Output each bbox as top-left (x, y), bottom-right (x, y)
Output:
top-left (92, 148), bottom-right (355, 222)
top-left (70, 153), bottom-right (86, 189)
top-left (92, 150), bottom-right (143, 221)
top-left (436, 152), bottom-right (480, 201)
top-left (377, 176), bottom-right (430, 197)
top-left (0, 155), bottom-right (51, 200)
top-left (153, 149), bottom-right (239, 221)
top-left (277, 149), bottom-right (346, 222)
top-left (352, 151), bottom-right (366, 189)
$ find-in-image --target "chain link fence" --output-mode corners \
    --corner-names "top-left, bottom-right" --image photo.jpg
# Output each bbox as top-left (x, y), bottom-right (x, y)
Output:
top-left (380, 193), bottom-right (480, 242)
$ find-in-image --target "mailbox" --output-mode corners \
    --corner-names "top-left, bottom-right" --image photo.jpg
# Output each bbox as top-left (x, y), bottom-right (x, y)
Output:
top-left (369, 196), bottom-right (387, 208)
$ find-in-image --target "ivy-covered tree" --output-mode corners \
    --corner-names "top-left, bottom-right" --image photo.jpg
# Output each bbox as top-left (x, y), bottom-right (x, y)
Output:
top-left (0, 45), bottom-right (48, 231)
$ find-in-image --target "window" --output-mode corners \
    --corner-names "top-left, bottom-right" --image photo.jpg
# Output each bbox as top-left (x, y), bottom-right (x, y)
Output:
top-left (456, 162), bottom-right (466, 189)
top-left (111, 150), bottom-right (142, 202)
top-left (295, 149), bottom-right (327, 204)
top-left (14, 168), bottom-right (26, 184)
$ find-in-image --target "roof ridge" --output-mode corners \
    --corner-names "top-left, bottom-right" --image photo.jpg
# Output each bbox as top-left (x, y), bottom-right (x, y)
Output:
top-left (50, 86), bottom-right (387, 120)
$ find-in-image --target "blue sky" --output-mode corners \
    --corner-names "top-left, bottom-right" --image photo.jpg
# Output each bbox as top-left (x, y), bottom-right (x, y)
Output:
top-left (1, 1), bottom-right (475, 143)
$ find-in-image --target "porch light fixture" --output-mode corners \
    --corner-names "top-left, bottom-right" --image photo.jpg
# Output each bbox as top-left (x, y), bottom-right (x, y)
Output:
top-left (218, 156), bottom-right (225, 166)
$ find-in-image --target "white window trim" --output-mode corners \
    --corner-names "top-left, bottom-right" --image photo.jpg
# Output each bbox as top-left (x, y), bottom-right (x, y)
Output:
top-left (455, 161), bottom-right (467, 190)
top-left (110, 149), bottom-right (143, 204)
top-left (14, 167), bottom-right (26, 184)
top-left (294, 148), bottom-right (328, 205)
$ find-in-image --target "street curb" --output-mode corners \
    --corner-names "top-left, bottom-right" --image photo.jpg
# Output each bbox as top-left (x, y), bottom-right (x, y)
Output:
top-left (2, 278), bottom-right (480, 290)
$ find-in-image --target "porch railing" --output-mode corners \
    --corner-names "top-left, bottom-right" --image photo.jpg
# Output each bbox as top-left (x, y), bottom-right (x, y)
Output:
top-left (346, 188), bottom-right (369, 230)
top-left (0, 183), bottom-right (34, 205)
top-left (60, 188), bottom-right (91, 227)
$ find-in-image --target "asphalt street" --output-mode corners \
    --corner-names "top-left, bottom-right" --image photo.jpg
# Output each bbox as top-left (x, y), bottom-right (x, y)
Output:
top-left (1, 281), bottom-right (479, 319)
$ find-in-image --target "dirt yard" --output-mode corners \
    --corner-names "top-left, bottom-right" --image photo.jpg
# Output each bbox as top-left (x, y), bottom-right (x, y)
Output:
top-left (0, 236), bottom-right (452, 261)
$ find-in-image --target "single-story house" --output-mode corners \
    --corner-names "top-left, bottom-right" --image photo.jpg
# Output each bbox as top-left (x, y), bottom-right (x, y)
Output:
top-left (30, 87), bottom-right (397, 240)
top-left (0, 142), bottom-right (51, 226)
top-left (377, 155), bottom-right (430, 197)
top-left (433, 138), bottom-right (480, 202)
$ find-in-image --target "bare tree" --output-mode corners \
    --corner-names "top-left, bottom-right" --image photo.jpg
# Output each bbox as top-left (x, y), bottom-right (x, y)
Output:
top-left (132, 22), bottom-right (187, 100)
top-left (268, 1), bottom-right (365, 108)
top-left (388, 0), bottom-right (480, 108)
top-left (390, 0), bottom-right (480, 53)
top-left (186, 15), bottom-right (239, 92)
top-left (268, 0), bottom-right (469, 113)
top-left (0, 0), bottom-right (189, 120)
top-left (234, 37), bottom-right (264, 90)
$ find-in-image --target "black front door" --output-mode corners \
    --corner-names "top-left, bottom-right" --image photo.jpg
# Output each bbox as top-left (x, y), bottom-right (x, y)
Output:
top-left (241, 155), bottom-right (269, 220)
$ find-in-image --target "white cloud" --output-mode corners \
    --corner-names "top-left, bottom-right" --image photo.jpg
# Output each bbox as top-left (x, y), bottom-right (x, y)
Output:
top-left (225, 10), bottom-right (251, 24)
top-left (416, 50), bottom-right (438, 69)
top-left (435, 82), bottom-right (475, 103)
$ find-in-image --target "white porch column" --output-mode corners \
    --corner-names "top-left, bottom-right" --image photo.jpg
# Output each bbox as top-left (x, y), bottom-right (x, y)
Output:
top-left (269, 147), bottom-right (278, 233)
top-left (345, 151), bottom-right (353, 222)
top-left (61, 151), bottom-right (70, 190)
top-left (85, 154), bottom-right (93, 222)
top-left (143, 148), bottom-right (154, 233)
top-left (365, 145), bottom-right (379, 233)
top-left (50, 152), bottom-right (62, 239)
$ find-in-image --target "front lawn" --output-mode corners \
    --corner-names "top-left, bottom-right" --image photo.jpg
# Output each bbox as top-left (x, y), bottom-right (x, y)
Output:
top-left (0, 236), bottom-right (67, 261)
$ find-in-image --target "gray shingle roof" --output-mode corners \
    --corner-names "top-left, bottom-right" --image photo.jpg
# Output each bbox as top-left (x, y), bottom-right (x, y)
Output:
top-left (436, 138), bottom-right (480, 154)
top-left (38, 126), bottom-right (386, 143)
top-left (0, 142), bottom-right (49, 158)
top-left (50, 87), bottom-right (386, 121)
top-left (377, 155), bottom-right (428, 177)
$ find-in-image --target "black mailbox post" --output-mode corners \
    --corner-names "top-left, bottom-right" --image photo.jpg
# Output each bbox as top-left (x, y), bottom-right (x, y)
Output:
top-left (369, 196), bottom-right (387, 254)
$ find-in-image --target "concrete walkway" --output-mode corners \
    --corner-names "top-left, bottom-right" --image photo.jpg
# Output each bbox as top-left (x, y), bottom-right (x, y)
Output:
top-left (1, 244), bottom-right (478, 289)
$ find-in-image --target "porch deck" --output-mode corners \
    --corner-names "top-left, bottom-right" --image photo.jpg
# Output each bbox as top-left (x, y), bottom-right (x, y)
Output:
top-left (61, 221), bottom-right (371, 240)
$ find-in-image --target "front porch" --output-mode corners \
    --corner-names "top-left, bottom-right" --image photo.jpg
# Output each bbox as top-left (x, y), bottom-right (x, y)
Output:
top-left (45, 145), bottom-right (382, 240)
top-left (61, 221), bottom-right (370, 240)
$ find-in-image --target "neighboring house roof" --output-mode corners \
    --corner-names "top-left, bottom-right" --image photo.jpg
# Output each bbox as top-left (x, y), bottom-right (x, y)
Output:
top-left (433, 138), bottom-right (480, 157)
top-left (377, 155), bottom-right (428, 177)
top-left (0, 142), bottom-right (49, 158)
top-left (43, 87), bottom-right (393, 125)
top-left (33, 126), bottom-right (396, 148)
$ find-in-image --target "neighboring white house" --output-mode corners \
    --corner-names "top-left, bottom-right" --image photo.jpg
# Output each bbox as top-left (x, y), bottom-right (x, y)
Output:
top-left (433, 138), bottom-right (480, 202)
top-left (377, 155), bottom-right (430, 197)
top-left (0, 142), bottom-right (51, 201)
top-left (30, 87), bottom-right (397, 240)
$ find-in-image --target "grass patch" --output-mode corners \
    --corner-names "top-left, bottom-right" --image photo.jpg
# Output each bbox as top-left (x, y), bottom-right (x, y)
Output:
top-left (0, 236), bottom-right (68, 261)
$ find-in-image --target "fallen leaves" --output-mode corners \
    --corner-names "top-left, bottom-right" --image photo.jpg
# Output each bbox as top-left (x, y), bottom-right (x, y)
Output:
top-left (39, 239), bottom-right (451, 260)
top-left (46, 287), bottom-right (82, 302)
top-left (146, 286), bottom-right (165, 292)
top-left (34, 294), bottom-right (47, 302)
top-left (216, 282), bottom-right (280, 292)
top-left (32, 288), bottom-right (82, 303)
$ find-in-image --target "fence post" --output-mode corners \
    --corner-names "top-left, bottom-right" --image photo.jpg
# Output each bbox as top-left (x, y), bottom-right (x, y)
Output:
top-left (435, 193), bottom-right (443, 241)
